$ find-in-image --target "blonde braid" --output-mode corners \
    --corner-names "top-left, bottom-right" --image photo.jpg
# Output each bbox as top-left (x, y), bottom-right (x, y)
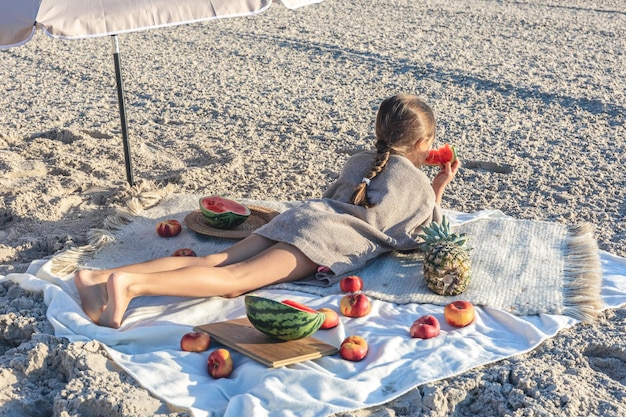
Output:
top-left (350, 142), bottom-right (393, 207)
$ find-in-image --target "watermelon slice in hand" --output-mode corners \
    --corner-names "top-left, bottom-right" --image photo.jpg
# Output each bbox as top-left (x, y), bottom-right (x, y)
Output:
top-left (425, 143), bottom-right (457, 166)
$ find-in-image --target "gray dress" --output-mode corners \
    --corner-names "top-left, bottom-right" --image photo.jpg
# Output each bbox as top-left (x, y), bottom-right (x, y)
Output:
top-left (254, 151), bottom-right (442, 282)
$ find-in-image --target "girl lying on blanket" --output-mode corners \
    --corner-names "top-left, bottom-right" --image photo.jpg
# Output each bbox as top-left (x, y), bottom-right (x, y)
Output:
top-left (75, 93), bottom-right (460, 328)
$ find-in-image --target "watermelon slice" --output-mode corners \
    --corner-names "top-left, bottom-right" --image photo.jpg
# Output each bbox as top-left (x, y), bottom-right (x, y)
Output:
top-left (424, 143), bottom-right (457, 166)
top-left (199, 196), bottom-right (251, 229)
top-left (281, 299), bottom-right (319, 314)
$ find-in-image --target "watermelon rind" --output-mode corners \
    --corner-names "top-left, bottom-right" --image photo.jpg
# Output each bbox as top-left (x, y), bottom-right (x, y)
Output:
top-left (199, 196), bottom-right (251, 229)
top-left (245, 295), bottom-right (325, 341)
top-left (448, 144), bottom-right (458, 163)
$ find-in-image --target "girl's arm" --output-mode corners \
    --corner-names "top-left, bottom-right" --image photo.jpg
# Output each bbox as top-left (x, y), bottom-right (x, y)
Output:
top-left (431, 158), bottom-right (460, 204)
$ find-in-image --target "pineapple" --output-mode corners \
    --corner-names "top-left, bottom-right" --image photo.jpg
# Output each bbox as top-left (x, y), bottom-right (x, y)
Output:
top-left (418, 216), bottom-right (472, 296)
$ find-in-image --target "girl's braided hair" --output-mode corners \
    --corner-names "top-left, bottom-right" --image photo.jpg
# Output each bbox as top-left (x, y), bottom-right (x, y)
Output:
top-left (350, 94), bottom-right (435, 207)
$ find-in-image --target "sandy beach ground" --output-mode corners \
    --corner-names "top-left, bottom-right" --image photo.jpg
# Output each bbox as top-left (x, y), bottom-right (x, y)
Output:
top-left (1, 0), bottom-right (625, 415)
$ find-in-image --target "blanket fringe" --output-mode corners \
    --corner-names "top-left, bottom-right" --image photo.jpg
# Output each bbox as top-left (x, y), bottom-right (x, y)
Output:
top-left (50, 183), bottom-right (175, 277)
top-left (562, 223), bottom-right (603, 321)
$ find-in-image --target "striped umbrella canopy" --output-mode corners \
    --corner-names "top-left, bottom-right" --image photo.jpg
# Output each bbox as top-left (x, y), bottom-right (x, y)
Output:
top-left (0, 0), bottom-right (321, 184)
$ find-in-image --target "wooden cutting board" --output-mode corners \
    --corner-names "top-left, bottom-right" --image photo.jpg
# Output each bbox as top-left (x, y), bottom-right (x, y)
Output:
top-left (194, 317), bottom-right (338, 368)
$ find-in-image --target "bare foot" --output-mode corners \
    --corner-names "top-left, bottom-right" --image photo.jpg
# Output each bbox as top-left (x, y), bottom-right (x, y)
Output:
top-left (74, 270), bottom-right (109, 324)
top-left (98, 272), bottom-right (134, 329)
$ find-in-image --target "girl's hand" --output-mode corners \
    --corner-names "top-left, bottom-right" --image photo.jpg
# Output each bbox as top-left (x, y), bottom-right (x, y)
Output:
top-left (432, 158), bottom-right (460, 204)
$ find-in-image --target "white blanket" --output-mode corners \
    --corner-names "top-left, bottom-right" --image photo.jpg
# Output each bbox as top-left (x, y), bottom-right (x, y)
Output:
top-left (4, 209), bottom-right (626, 417)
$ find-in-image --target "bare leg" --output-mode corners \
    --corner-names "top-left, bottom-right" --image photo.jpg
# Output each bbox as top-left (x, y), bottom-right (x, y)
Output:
top-left (98, 242), bottom-right (318, 328)
top-left (75, 235), bottom-right (276, 324)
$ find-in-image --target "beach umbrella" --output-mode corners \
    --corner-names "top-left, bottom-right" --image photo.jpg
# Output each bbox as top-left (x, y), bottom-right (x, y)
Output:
top-left (0, 0), bottom-right (321, 185)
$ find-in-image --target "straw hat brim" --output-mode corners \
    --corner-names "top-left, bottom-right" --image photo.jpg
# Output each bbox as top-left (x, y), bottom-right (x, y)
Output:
top-left (184, 206), bottom-right (280, 239)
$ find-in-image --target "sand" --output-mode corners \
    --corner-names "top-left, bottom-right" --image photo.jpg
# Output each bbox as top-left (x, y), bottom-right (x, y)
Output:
top-left (1, 0), bottom-right (625, 415)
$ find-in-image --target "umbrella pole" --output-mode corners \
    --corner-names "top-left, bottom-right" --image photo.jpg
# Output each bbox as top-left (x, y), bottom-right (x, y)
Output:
top-left (112, 35), bottom-right (134, 186)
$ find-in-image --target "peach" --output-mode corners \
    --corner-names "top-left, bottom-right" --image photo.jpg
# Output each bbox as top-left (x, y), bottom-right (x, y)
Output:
top-left (443, 300), bottom-right (475, 328)
top-left (317, 307), bottom-right (340, 329)
top-left (207, 348), bottom-right (234, 378)
top-left (180, 331), bottom-right (211, 352)
top-left (339, 293), bottom-right (371, 318)
top-left (410, 315), bottom-right (440, 339)
top-left (172, 248), bottom-right (197, 257)
top-left (340, 335), bottom-right (368, 361)
top-left (340, 275), bottom-right (363, 293)
top-left (156, 219), bottom-right (182, 237)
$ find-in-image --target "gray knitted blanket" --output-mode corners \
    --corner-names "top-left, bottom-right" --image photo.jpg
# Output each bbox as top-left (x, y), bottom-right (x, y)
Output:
top-left (51, 193), bottom-right (602, 321)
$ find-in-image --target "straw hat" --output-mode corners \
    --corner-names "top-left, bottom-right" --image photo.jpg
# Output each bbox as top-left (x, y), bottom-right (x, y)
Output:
top-left (184, 206), bottom-right (279, 239)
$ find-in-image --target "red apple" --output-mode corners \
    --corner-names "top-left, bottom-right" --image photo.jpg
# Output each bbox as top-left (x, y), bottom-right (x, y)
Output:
top-left (443, 300), bottom-right (475, 328)
top-left (317, 307), bottom-right (340, 329)
top-left (339, 293), bottom-right (371, 318)
top-left (340, 335), bottom-right (368, 361)
top-left (340, 275), bottom-right (363, 293)
top-left (180, 331), bottom-right (211, 352)
top-left (207, 348), bottom-right (234, 379)
top-left (156, 219), bottom-right (182, 237)
top-left (172, 248), bottom-right (197, 257)
top-left (410, 315), bottom-right (440, 339)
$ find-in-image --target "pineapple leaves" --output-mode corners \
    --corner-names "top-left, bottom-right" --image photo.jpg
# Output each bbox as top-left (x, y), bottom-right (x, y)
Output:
top-left (418, 215), bottom-right (471, 252)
